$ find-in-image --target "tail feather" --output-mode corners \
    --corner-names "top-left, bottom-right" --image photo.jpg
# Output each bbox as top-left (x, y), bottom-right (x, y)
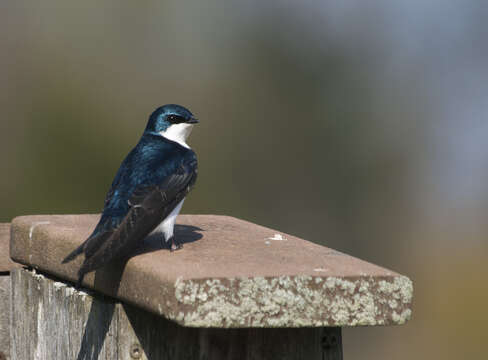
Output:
top-left (62, 229), bottom-right (112, 264)
top-left (75, 271), bottom-right (86, 289)
top-left (61, 244), bottom-right (84, 264)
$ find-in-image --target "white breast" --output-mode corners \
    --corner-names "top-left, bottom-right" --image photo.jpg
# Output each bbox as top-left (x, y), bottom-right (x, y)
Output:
top-left (149, 199), bottom-right (185, 241)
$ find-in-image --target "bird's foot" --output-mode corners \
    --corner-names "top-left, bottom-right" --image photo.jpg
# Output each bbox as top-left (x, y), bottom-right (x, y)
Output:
top-left (169, 236), bottom-right (183, 252)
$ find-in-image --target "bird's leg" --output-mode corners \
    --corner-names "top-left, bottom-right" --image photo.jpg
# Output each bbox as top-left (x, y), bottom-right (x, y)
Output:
top-left (169, 235), bottom-right (183, 252)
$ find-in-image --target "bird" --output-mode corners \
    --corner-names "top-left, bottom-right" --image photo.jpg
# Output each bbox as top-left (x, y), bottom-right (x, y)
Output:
top-left (62, 104), bottom-right (199, 288)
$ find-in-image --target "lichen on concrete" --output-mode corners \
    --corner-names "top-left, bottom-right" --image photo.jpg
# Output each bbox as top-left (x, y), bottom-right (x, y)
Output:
top-left (18, 267), bottom-right (413, 329)
top-left (168, 274), bottom-right (413, 328)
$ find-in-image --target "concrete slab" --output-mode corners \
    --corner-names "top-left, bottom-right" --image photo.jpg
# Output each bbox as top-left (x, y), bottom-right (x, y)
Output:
top-left (0, 223), bottom-right (21, 272)
top-left (10, 214), bottom-right (413, 328)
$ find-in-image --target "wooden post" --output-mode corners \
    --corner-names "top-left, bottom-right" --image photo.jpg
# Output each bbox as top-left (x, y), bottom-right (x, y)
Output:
top-left (11, 269), bottom-right (341, 359)
top-left (8, 215), bottom-right (413, 359)
top-left (1, 223), bottom-right (21, 360)
top-left (0, 276), bottom-right (10, 360)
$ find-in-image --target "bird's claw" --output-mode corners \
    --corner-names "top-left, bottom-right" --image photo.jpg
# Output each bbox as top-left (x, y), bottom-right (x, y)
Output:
top-left (170, 237), bottom-right (183, 252)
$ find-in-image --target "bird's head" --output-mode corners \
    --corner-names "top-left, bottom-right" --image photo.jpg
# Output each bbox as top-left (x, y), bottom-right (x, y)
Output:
top-left (145, 104), bottom-right (198, 145)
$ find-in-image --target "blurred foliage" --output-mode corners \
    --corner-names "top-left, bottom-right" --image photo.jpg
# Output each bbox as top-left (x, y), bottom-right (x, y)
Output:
top-left (1, 1), bottom-right (487, 359)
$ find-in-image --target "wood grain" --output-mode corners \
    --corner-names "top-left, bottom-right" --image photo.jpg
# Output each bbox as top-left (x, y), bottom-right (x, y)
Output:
top-left (0, 277), bottom-right (10, 360)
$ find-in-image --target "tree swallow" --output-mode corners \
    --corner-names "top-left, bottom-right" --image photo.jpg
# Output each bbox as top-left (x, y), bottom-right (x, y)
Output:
top-left (62, 104), bottom-right (199, 287)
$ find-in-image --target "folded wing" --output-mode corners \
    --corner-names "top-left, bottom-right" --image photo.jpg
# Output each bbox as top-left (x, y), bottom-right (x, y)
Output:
top-left (63, 150), bottom-right (197, 285)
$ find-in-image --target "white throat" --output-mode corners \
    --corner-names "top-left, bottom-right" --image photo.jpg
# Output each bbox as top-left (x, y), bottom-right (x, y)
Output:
top-left (160, 123), bottom-right (193, 149)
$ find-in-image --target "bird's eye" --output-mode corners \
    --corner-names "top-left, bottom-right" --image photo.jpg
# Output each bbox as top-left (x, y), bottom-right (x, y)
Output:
top-left (167, 114), bottom-right (185, 124)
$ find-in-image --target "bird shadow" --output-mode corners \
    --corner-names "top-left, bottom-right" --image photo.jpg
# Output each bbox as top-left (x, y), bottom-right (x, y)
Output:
top-left (74, 224), bottom-right (203, 359)
top-left (136, 224), bottom-right (203, 254)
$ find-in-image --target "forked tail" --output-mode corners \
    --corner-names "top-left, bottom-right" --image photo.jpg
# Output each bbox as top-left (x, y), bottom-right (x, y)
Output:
top-left (61, 244), bottom-right (84, 264)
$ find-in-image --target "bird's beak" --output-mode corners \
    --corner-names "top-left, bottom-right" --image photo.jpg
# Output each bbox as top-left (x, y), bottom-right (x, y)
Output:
top-left (187, 116), bottom-right (199, 124)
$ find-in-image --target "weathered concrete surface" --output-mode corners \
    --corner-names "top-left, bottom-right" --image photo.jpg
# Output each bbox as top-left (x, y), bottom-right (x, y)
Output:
top-left (0, 224), bottom-right (20, 272)
top-left (10, 214), bottom-right (413, 328)
top-left (12, 269), bottom-right (338, 360)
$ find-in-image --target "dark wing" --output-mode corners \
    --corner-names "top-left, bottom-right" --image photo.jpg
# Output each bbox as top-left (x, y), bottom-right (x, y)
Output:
top-left (61, 157), bottom-right (128, 264)
top-left (77, 154), bottom-right (197, 277)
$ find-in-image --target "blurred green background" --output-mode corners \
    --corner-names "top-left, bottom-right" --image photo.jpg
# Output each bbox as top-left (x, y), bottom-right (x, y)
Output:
top-left (1, 1), bottom-right (487, 359)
